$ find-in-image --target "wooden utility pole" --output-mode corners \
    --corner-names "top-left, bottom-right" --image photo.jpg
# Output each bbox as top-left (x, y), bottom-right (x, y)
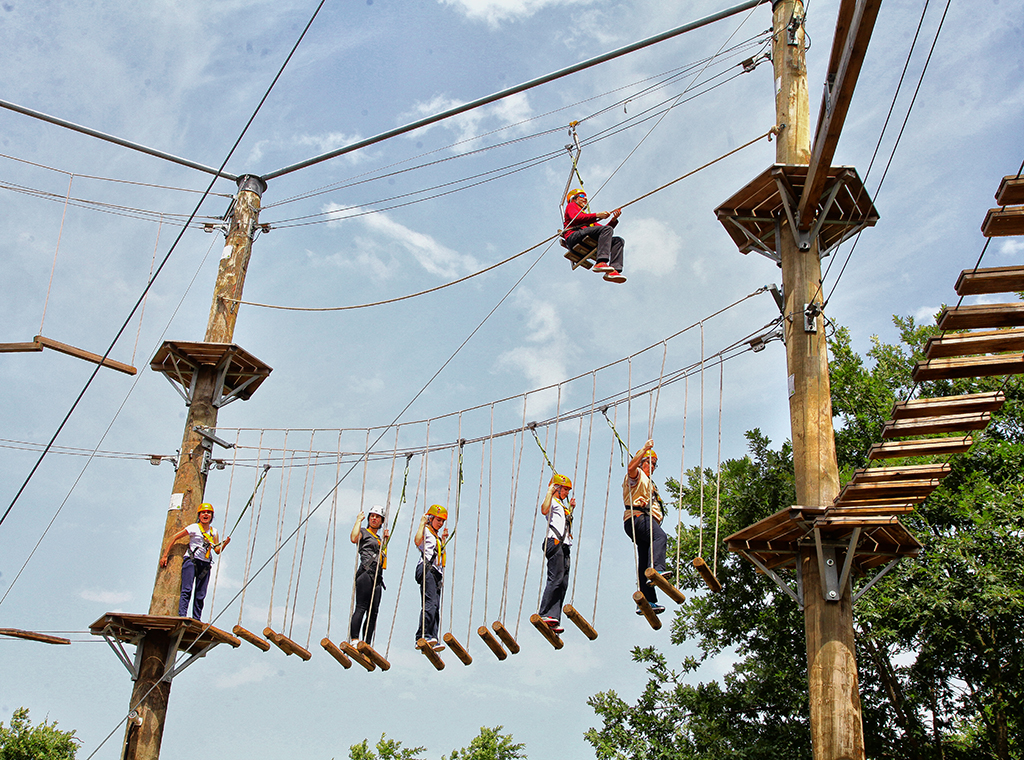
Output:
top-left (122, 174), bottom-right (267, 760)
top-left (771, 1), bottom-right (865, 758)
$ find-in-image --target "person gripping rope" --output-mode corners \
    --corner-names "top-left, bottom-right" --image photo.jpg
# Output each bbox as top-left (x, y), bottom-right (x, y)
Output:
top-left (349, 504), bottom-right (389, 647)
top-left (538, 473), bottom-right (575, 634)
top-left (623, 440), bottom-right (668, 614)
top-left (160, 503), bottom-right (231, 620)
top-left (562, 188), bottom-right (627, 283)
top-left (414, 504), bottom-right (448, 649)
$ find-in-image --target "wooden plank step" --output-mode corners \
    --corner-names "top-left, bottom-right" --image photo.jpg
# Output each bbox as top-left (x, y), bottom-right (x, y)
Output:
top-left (925, 329), bottom-right (1024, 358)
top-left (826, 504), bottom-right (917, 516)
top-left (415, 638), bottom-right (445, 671)
top-left (341, 640), bottom-right (376, 671)
top-left (693, 556), bottom-right (723, 593)
top-left (443, 633), bottom-right (473, 665)
top-left (530, 613), bottom-right (564, 650)
top-left (955, 266), bottom-right (1024, 296)
top-left (891, 392), bottom-right (1004, 420)
top-left (633, 591), bottom-right (662, 630)
top-left (982, 206), bottom-right (1024, 237)
top-left (833, 494), bottom-right (927, 509)
top-left (996, 175), bottom-right (1024, 206)
top-left (836, 479), bottom-right (941, 501)
top-left (938, 303), bottom-right (1024, 330)
top-left (232, 624), bottom-right (271, 651)
top-left (563, 604), bottom-right (598, 640)
top-left (912, 354), bottom-right (1024, 382)
top-left (0, 628), bottom-right (71, 645)
top-left (867, 436), bottom-right (973, 460)
top-left (849, 463), bottom-right (952, 483)
top-left (491, 620), bottom-right (520, 654)
top-left (645, 567), bottom-right (686, 603)
top-left (477, 626), bottom-right (507, 660)
top-left (320, 638), bottom-right (352, 669)
top-left (34, 335), bottom-right (137, 375)
top-left (882, 412), bottom-right (991, 439)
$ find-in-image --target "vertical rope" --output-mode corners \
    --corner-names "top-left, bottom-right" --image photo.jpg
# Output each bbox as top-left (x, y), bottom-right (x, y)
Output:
top-left (39, 174), bottom-right (74, 334)
top-left (131, 215), bottom-right (161, 365)
top-left (284, 430), bottom-right (316, 638)
top-left (675, 376), bottom-right (689, 581)
top-left (569, 373), bottom-right (597, 603)
top-left (386, 449), bottom-right (423, 658)
top-left (698, 323), bottom-right (707, 558)
top-left (593, 422), bottom-right (615, 623)
top-left (325, 430), bottom-right (343, 639)
top-left (500, 399), bottom-right (529, 619)
top-left (208, 428), bottom-right (240, 618)
top-left (713, 359), bottom-right (725, 571)
top-left (363, 426), bottom-right (400, 645)
top-left (267, 431), bottom-right (291, 629)
top-left (237, 430), bottom-right (266, 627)
top-left (346, 429), bottom-right (373, 634)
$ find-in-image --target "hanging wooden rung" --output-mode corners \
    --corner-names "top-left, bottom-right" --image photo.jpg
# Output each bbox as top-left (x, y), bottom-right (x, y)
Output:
top-left (868, 436), bottom-right (973, 460)
top-left (955, 266), bottom-right (1024, 296)
top-left (563, 604), bottom-right (598, 640)
top-left (477, 626), bottom-right (507, 660)
top-left (849, 462), bottom-right (952, 483)
top-left (938, 303), bottom-right (1024, 331)
top-left (262, 627), bottom-right (311, 660)
top-left (633, 591), bottom-right (662, 630)
top-left (529, 614), bottom-right (564, 650)
top-left (881, 412), bottom-right (991, 439)
top-left (981, 206), bottom-right (1024, 237)
top-left (33, 335), bottom-right (137, 375)
top-left (0, 628), bottom-right (71, 645)
top-left (320, 638), bottom-right (352, 669)
top-left (356, 641), bottom-right (390, 671)
top-left (891, 392), bottom-right (1004, 420)
top-left (996, 175), bottom-right (1024, 206)
top-left (415, 638), bottom-right (445, 670)
top-left (644, 568), bottom-right (686, 604)
top-left (340, 641), bottom-right (376, 671)
top-left (443, 633), bottom-right (473, 665)
top-left (491, 621), bottom-right (520, 654)
top-left (0, 341), bottom-right (44, 353)
top-left (925, 329), bottom-right (1024, 359)
top-left (827, 503), bottom-right (917, 516)
top-left (692, 557), bottom-right (723, 593)
top-left (835, 478), bottom-right (941, 502)
top-left (233, 624), bottom-right (271, 651)
top-left (913, 354), bottom-right (1024, 382)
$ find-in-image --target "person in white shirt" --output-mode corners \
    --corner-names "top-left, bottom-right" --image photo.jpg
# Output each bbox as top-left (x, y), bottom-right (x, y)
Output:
top-left (538, 473), bottom-right (575, 634)
top-left (160, 503), bottom-right (231, 620)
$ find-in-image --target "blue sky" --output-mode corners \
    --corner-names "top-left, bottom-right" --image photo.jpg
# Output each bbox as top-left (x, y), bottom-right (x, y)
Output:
top-left (1, 0), bottom-right (1022, 757)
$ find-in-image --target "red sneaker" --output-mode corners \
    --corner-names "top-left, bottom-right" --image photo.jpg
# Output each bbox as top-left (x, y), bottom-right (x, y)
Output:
top-left (603, 270), bottom-right (626, 283)
top-left (592, 260), bottom-right (614, 273)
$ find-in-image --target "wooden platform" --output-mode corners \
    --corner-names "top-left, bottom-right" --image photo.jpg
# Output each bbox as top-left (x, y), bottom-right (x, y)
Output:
top-left (714, 164), bottom-right (878, 260)
top-left (150, 341), bottom-right (272, 407)
top-left (995, 175), bottom-right (1024, 206)
top-left (89, 613), bottom-right (241, 651)
top-left (982, 206), bottom-right (1024, 237)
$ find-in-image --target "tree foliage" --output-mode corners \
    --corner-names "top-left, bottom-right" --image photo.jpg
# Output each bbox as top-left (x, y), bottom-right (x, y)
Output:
top-left (349, 727), bottom-right (524, 760)
top-left (0, 708), bottom-right (78, 760)
top-left (348, 733), bottom-right (426, 760)
top-left (586, 317), bottom-right (1024, 760)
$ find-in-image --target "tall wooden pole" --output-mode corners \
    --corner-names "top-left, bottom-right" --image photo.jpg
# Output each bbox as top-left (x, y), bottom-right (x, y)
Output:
top-left (771, 2), bottom-right (865, 759)
top-left (123, 174), bottom-right (267, 760)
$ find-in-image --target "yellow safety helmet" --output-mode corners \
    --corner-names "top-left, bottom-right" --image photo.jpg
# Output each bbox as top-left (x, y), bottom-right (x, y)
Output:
top-left (426, 504), bottom-right (448, 521)
top-left (550, 473), bottom-right (572, 490)
top-left (636, 449), bottom-right (658, 464)
top-left (197, 503), bottom-right (214, 516)
top-left (566, 188), bottom-right (586, 204)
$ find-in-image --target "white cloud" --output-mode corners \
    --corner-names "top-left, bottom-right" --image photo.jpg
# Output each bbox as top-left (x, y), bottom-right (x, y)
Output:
top-left (79, 589), bottom-right (133, 605)
top-left (215, 661), bottom-right (278, 689)
top-left (624, 216), bottom-right (682, 275)
top-left (998, 239), bottom-right (1024, 257)
top-left (402, 93), bottom-right (534, 151)
top-left (439, 0), bottom-right (586, 27)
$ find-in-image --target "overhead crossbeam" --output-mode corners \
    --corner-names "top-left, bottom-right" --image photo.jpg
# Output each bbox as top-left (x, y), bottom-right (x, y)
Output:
top-left (796, 0), bottom-right (883, 229)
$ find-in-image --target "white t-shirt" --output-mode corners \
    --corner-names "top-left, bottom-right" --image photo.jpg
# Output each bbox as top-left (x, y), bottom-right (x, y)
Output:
top-left (545, 496), bottom-right (572, 546)
top-left (185, 523), bottom-right (219, 563)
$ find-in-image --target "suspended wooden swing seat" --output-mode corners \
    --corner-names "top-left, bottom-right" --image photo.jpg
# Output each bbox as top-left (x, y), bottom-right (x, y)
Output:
top-left (644, 567), bottom-right (686, 604)
top-left (89, 613), bottom-right (239, 682)
top-left (150, 341), bottom-right (272, 408)
top-left (562, 604), bottom-right (598, 640)
top-left (443, 633), bottom-right (473, 665)
top-left (320, 638), bottom-right (352, 669)
top-left (415, 638), bottom-right (445, 670)
top-left (0, 627), bottom-right (71, 645)
top-left (0, 334), bottom-right (136, 375)
top-left (714, 164), bottom-right (878, 262)
top-left (529, 614), bottom-right (564, 650)
top-left (232, 624), bottom-right (271, 651)
top-left (559, 233), bottom-right (599, 270)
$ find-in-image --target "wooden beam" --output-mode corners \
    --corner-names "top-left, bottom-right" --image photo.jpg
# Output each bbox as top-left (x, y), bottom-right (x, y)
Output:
top-left (913, 354), bottom-right (1024, 382)
top-left (477, 626), bottom-right (507, 661)
top-left (995, 175), bottom-right (1024, 206)
top-left (633, 591), bottom-right (662, 630)
top-left (492, 620), bottom-right (520, 655)
top-left (882, 412), bottom-right (990, 438)
top-left (796, 0), bottom-right (882, 229)
top-left (644, 567), bottom-right (686, 603)
top-left (34, 335), bottom-right (137, 375)
top-left (982, 206), bottom-right (1024, 237)
top-left (938, 303), bottom-right (1024, 330)
top-left (867, 436), bottom-right (973, 460)
top-left (232, 624), bottom-right (271, 651)
top-left (529, 614), bottom-right (565, 650)
top-left (890, 392), bottom-right (1004, 419)
top-left (320, 638), bottom-right (352, 669)
top-left (925, 329), bottom-right (1024, 359)
top-left (693, 556), bottom-right (723, 593)
top-left (443, 633), bottom-right (473, 665)
top-left (415, 638), bottom-right (445, 671)
top-left (0, 341), bottom-right (43, 353)
top-left (955, 266), bottom-right (1024, 296)
top-left (849, 463), bottom-right (952, 483)
top-left (0, 628), bottom-right (71, 645)
top-left (563, 604), bottom-right (599, 640)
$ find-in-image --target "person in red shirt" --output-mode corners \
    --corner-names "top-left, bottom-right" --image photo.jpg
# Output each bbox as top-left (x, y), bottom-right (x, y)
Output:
top-left (563, 188), bottom-right (627, 283)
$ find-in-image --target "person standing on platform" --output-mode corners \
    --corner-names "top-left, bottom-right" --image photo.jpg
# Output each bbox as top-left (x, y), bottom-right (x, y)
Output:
top-left (538, 473), bottom-right (574, 634)
top-left (160, 503), bottom-right (230, 621)
top-left (349, 504), bottom-right (389, 647)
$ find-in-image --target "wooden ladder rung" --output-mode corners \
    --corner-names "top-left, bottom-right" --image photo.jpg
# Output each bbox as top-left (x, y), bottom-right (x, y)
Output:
top-left (491, 621), bottom-right (520, 655)
top-left (477, 626), bottom-right (507, 660)
top-left (529, 614), bottom-right (564, 650)
top-left (881, 412), bottom-right (991, 439)
top-left (849, 463), bottom-right (952, 483)
top-left (693, 557), bottom-right (722, 593)
top-left (340, 641), bottom-right (376, 671)
top-left (443, 633), bottom-right (473, 665)
top-left (982, 206), bottom-right (1024, 237)
top-left (996, 175), bottom-right (1024, 206)
top-left (644, 568), bottom-right (686, 603)
top-left (415, 638), bottom-right (445, 671)
top-left (836, 479), bottom-right (941, 501)
top-left (891, 392), bottom-right (1004, 420)
top-left (925, 329), bottom-right (1024, 358)
top-left (0, 628), bottom-right (71, 645)
top-left (826, 504), bottom-right (917, 516)
top-left (913, 354), bottom-right (1024, 382)
top-left (233, 624), bottom-right (271, 651)
top-left (633, 591), bottom-right (662, 630)
top-left (320, 638), bottom-right (352, 669)
top-left (867, 436), bottom-right (973, 460)
top-left (938, 303), bottom-right (1024, 330)
top-left (955, 266), bottom-right (1024, 296)
top-left (563, 604), bottom-right (598, 640)
top-left (356, 641), bottom-right (390, 671)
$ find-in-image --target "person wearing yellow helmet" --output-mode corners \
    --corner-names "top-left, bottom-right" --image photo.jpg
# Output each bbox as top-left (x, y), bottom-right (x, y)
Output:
top-left (623, 439), bottom-right (668, 614)
top-left (563, 188), bottom-right (627, 283)
top-left (159, 503), bottom-right (231, 620)
top-left (348, 504), bottom-right (389, 646)
top-left (414, 504), bottom-right (449, 648)
top-left (538, 473), bottom-right (575, 634)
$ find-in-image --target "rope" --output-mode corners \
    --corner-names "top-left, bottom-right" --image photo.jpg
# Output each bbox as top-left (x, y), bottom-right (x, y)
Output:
top-left (237, 431), bottom-right (266, 627)
top-left (131, 216), bottom-right (161, 365)
top-left (569, 374), bottom-right (597, 603)
top-left (698, 324), bottom-right (706, 559)
top-left (675, 376), bottom-right (688, 585)
top-left (386, 451), bottom-right (423, 658)
top-left (285, 431), bottom-right (317, 640)
top-left (325, 431), bottom-right (342, 639)
top-left (208, 429), bottom-right (241, 619)
top-left (267, 431), bottom-right (292, 629)
top-left (38, 175), bottom-right (73, 335)
top-left (714, 360), bottom-right (725, 571)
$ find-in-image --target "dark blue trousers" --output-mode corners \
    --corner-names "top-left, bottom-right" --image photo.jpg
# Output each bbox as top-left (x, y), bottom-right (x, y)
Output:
top-left (179, 557), bottom-right (212, 619)
top-left (539, 538), bottom-right (571, 621)
top-left (624, 514), bottom-right (667, 604)
top-left (414, 563), bottom-right (443, 641)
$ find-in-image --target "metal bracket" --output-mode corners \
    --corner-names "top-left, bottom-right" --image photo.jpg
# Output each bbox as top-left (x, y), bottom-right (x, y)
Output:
top-left (804, 302), bottom-right (821, 333)
top-left (837, 527), bottom-right (862, 598)
top-left (739, 550), bottom-right (803, 610)
top-left (161, 625), bottom-right (216, 682)
top-left (853, 557), bottom-right (902, 605)
top-left (100, 625), bottom-right (144, 680)
top-left (786, 12), bottom-right (804, 46)
top-left (814, 528), bottom-right (841, 602)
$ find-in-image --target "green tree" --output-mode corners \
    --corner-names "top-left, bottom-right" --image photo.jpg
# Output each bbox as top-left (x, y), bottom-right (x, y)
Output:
top-left (348, 733), bottom-right (425, 760)
top-left (586, 317), bottom-right (1024, 760)
top-left (443, 726), bottom-right (526, 760)
top-left (0, 708), bottom-right (78, 760)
